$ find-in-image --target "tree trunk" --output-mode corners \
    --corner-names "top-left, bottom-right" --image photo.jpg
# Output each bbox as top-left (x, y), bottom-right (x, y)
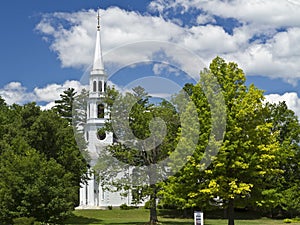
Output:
top-left (149, 184), bottom-right (158, 224)
top-left (227, 199), bottom-right (235, 225)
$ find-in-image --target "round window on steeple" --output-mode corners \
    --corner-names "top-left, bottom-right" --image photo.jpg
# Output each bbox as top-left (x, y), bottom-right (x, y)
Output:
top-left (97, 128), bottom-right (106, 140)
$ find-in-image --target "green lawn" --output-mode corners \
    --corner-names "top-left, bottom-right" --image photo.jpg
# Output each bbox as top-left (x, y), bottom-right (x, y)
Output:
top-left (64, 209), bottom-right (300, 225)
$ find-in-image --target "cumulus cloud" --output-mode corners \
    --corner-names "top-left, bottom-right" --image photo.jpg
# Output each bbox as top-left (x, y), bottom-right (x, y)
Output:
top-left (34, 80), bottom-right (86, 102)
top-left (36, 8), bottom-right (184, 69)
top-left (196, 14), bottom-right (216, 25)
top-left (149, 0), bottom-right (300, 27)
top-left (265, 92), bottom-right (300, 118)
top-left (148, 0), bottom-right (300, 83)
top-left (0, 82), bottom-right (35, 105)
top-left (35, 3), bottom-right (300, 84)
top-left (0, 80), bottom-right (87, 108)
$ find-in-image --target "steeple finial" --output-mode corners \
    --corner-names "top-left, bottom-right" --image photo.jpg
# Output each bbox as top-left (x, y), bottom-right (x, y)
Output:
top-left (97, 10), bottom-right (100, 30)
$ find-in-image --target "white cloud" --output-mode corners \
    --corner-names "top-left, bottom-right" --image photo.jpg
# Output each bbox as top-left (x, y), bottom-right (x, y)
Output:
top-left (40, 102), bottom-right (56, 111)
top-left (196, 14), bottom-right (216, 25)
top-left (149, 0), bottom-right (300, 27)
top-left (35, 3), bottom-right (300, 84)
top-left (36, 8), bottom-right (184, 69)
top-left (0, 82), bottom-right (35, 105)
top-left (152, 63), bottom-right (180, 76)
top-left (0, 80), bottom-right (87, 107)
top-left (265, 92), bottom-right (300, 118)
top-left (225, 27), bottom-right (300, 84)
top-left (34, 80), bottom-right (86, 102)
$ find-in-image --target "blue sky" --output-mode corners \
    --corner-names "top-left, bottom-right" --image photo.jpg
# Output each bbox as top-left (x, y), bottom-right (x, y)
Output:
top-left (1, 0), bottom-right (300, 116)
top-left (0, 0), bottom-right (150, 88)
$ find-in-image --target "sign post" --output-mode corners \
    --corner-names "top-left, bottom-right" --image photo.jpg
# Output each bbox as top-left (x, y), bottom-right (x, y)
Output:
top-left (194, 211), bottom-right (204, 225)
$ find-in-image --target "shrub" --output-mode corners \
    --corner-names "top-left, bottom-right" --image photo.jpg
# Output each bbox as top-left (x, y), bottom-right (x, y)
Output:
top-left (293, 217), bottom-right (300, 222)
top-left (283, 218), bottom-right (293, 223)
top-left (144, 200), bottom-right (151, 209)
top-left (119, 203), bottom-right (137, 210)
top-left (120, 203), bottom-right (130, 210)
top-left (107, 205), bottom-right (113, 210)
top-left (13, 217), bottom-right (36, 225)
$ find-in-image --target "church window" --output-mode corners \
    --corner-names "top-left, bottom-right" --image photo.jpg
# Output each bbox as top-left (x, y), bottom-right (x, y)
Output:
top-left (88, 104), bottom-right (91, 118)
top-left (85, 185), bottom-right (88, 205)
top-left (104, 82), bottom-right (107, 92)
top-left (101, 187), bottom-right (105, 200)
top-left (93, 81), bottom-right (97, 92)
top-left (86, 131), bottom-right (89, 141)
top-left (99, 81), bottom-right (103, 92)
top-left (97, 128), bottom-right (106, 140)
top-left (97, 104), bottom-right (105, 118)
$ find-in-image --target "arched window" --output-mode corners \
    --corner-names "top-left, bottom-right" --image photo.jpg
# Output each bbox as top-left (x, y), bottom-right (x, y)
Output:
top-left (93, 81), bottom-right (97, 92)
top-left (97, 104), bottom-right (105, 118)
top-left (98, 81), bottom-right (103, 92)
top-left (86, 131), bottom-right (89, 141)
top-left (104, 82), bottom-right (107, 92)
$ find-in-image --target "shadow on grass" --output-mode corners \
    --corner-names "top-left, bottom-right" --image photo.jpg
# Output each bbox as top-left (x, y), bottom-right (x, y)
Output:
top-left (109, 222), bottom-right (190, 225)
top-left (64, 214), bottom-right (102, 224)
top-left (159, 222), bottom-right (194, 225)
top-left (159, 208), bottom-right (262, 220)
top-left (105, 223), bottom-right (145, 225)
top-left (158, 209), bottom-right (188, 219)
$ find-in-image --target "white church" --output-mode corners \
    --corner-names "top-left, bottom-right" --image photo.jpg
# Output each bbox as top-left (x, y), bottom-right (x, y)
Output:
top-left (76, 11), bottom-right (132, 209)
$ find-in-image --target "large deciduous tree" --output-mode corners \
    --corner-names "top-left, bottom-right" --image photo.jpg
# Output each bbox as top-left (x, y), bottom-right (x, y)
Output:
top-left (263, 102), bottom-right (300, 217)
top-left (0, 148), bottom-right (75, 224)
top-left (96, 86), bottom-right (180, 224)
top-left (0, 98), bottom-right (87, 224)
top-left (161, 57), bottom-right (282, 225)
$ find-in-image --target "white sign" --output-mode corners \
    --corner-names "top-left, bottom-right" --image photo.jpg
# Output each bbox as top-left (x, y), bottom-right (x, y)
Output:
top-left (194, 211), bottom-right (204, 225)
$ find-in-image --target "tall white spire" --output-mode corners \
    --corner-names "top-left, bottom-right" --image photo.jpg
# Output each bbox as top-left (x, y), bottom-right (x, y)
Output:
top-left (92, 10), bottom-right (104, 72)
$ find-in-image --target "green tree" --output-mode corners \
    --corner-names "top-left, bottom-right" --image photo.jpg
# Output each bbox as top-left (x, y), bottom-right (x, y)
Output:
top-left (96, 86), bottom-right (180, 224)
top-left (72, 89), bottom-right (90, 161)
top-left (54, 87), bottom-right (76, 123)
top-left (161, 57), bottom-right (282, 225)
top-left (0, 98), bottom-right (87, 223)
top-left (0, 147), bottom-right (75, 224)
top-left (263, 102), bottom-right (300, 217)
top-left (28, 109), bottom-right (87, 188)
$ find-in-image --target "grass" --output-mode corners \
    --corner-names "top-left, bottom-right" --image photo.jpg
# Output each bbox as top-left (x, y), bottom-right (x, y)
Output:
top-left (64, 208), bottom-right (300, 225)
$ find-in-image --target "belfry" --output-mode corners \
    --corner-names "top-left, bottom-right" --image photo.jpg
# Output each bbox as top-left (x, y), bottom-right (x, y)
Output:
top-left (77, 10), bottom-right (131, 209)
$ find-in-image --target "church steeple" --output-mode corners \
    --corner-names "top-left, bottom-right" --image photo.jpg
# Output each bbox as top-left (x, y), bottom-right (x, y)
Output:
top-left (92, 10), bottom-right (104, 72)
top-left (77, 8), bottom-right (132, 209)
top-left (90, 9), bottom-right (106, 98)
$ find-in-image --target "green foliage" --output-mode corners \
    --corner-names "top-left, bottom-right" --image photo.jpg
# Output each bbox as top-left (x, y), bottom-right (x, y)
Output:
top-left (0, 148), bottom-right (74, 223)
top-left (97, 86), bottom-right (181, 223)
top-left (54, 87), bottom-right (76, 123)
top-left (281, 186), bottom-right (300, 217)
top-left (120, 203), bottom-right (137, 210)
top-left (160, 57), bottom-right (287, 225)
top-left (72, 89), bottom-right (89, 162)
top-left (0, 98), bottom-right (87, 224)
top-left (144, 200), bottom-right (151, 209)
top-left (12, 217), bottom-right (36, 225)
top-left (283, 218), bottom-right (293, 223)
top-left (97, 127), bottom-right (106, 140)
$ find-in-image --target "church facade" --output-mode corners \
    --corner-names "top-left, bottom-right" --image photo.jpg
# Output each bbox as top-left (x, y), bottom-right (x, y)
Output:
top-left (76, 11), bottom-right (132, 209)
